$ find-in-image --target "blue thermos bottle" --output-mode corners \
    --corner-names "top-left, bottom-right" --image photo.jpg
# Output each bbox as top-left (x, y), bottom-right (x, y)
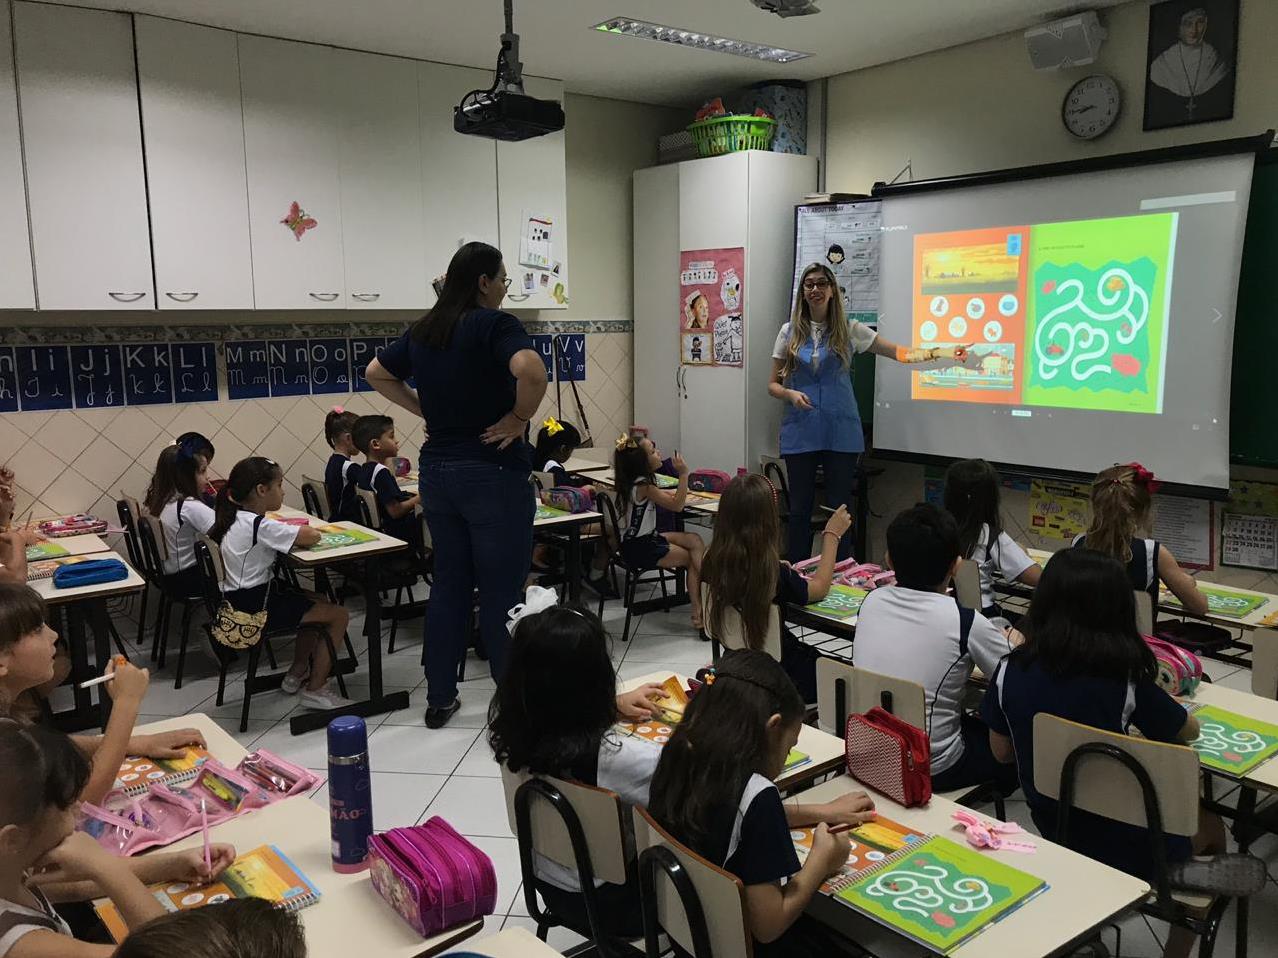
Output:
top-left (327, 716), bottom-right (373, 873)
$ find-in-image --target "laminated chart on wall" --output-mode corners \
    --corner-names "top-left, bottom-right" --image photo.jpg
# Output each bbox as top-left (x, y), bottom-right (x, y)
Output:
top-left (793, 200), bottom-right (881, 324)
top-left (1221, 478), bottom-right (1278, 571)
top-left (1151, 494), bottom-right (1214, 570)
top-left (679, 247), bottom-right (744, 368)
top-left (1028, 480), bottom-right (1090, 541)
top-left (530, 334), bottom-right (586, 383)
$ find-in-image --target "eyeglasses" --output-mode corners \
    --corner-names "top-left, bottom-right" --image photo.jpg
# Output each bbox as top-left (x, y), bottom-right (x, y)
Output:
top-left (502, 277), bottom-right (512, 289)
top-left (802, 280), bottom-right (831, 291)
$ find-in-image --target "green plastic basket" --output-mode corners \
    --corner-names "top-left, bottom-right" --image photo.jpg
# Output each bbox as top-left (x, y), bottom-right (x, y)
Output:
top-left (687, 115), bottom-right (777, 158)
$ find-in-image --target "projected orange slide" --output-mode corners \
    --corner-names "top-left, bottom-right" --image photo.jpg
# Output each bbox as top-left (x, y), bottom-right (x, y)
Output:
top-left (911, 226), bottom-right (1030, 404)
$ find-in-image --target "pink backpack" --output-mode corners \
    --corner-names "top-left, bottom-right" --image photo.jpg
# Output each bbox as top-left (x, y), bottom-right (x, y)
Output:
top-left (688, 469), bottom-right (732, 494)
top-left (541, 486), bottom-right (595, 513)
top-left (368, 817), bottom-right (497, 937)
top-left (1144, 635), bottom-right (1203, 696)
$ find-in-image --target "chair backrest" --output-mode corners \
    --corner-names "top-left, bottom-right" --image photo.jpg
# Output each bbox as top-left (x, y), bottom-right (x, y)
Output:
top-left (1032, 713), bottom-right (1199, 837)
top-left (192, 537), bottom-right (225, 617)
top-left (700, 594), bottom-right (781, 662)
top-left (762, 460), bottom-right (789, 516)
top-left (954, 558), bottom-right (982, 610)
top-left (1251, 627), bottom-right (1278, 700)
top-left (115, 498), bottom-right (141, 566)
top-left (135, 514), bottom-right (169, 579)
top-left (301, 476), bottom-right (330, 519)
top-left (532, 471), bottom-right (555, 491)
top-left (815, 658), bottom-right (926, 735)
top-left (1134, 590), bottom-right (1154, 636)
top-left (354, 488), bottom-right (381, 530)
top-left (632, 806), bottom-right (751, 958)
top-left (595, 490), bottom-right (624, 561)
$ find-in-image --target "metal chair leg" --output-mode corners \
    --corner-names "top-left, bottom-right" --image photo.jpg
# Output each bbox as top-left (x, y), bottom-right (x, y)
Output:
top-left (135, 585), bottom-right (149, 647)
top-left (239, 643), bottom-right (262, 733)
top-left (155, 597), bottom-right (173, 670)
top-left (174, 603), bottom-right (194, 689)
top-left (388, 587), bottom-right (404, 653)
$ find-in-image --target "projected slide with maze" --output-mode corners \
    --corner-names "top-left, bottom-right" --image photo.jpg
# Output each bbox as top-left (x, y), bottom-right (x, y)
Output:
top-left (911, 213), bottom-right (1177, 415)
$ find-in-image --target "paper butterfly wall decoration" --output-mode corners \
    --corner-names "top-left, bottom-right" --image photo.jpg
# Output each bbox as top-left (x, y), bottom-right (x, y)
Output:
top-left (280, 201), bottom-right (317, 241)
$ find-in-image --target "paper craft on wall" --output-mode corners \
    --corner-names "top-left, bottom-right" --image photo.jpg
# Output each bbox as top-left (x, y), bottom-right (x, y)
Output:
top-left (280, 201), bottom-right (317, 241)
top-left (679, 247), bottom-right (745, 368)
top-left (519, 210), bottom-right (554, 270)
top-left (794, 200), bottom-right (881, 325)
top-left (1151, 494), bottom-right (1214, 570)
top-left (1028, 479), bottom-right (1090, 541)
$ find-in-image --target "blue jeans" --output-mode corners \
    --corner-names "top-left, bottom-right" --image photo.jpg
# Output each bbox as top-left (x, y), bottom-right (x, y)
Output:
top-left (782, 451), bottom-right (860, 564)
top-left (420, 459), bottom-right (534, 707)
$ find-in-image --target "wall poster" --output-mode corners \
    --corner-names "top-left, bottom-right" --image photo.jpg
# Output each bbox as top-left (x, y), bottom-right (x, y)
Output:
top-left (679, 247), bottom-right (744, 368)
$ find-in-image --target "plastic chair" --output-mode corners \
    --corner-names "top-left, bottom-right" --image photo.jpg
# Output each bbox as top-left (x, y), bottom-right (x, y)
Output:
top-left (501, 766), bottom-right (642, 957)
top-left (1135, 589), bottom-right (1154, 636)
top-left (1250, 628), bottom-right (1278, 700)
top-left (815, 658), bottom-right (1005, 819)
top-left (136, 515), bottom-right (204, 689)
top-left (700, 594), bottom-right (781, 664)
top-left (595, 491), bottom-right (681, 644)
top-left (1035, 713), bottom-right (1264, 958)
top-left (632, 806), bottom-right (751, 958)
top-left (301, 476), bottom-right (330, 519)
top-left (116, 497), bottom-right (150, 647)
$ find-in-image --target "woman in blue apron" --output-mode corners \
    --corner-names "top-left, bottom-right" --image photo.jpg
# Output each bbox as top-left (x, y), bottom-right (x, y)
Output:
top-left (768, 263), bottom-right (970, 563)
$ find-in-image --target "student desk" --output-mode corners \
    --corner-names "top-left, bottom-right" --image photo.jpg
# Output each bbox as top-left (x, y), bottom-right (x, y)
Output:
top-left (127, 797), bottom-right (484, 958)
top-left (267, 507), bottom-right (413, 736)
top-left (795, 775), bottom-right (1150, 958)
top-left (134, 713), bottom-right (249, 766)
top-left (560, 456), bottom-right (612, 476)
top-left (34, 548), bottom-right (146, 734)
top-left (460, 927), bottom-right (563, 957)
top-left (617, 670), bottom-right (847, 792)
top-left (29, 531), bottom-right (113, 557)
top-left (532, 508), bottom-right (603, 604)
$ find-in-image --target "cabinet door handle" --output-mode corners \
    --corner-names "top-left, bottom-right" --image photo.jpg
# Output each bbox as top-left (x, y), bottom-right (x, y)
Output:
top-left (308, 292), bottom-right (340, 302)
top-left (108, 291), bottom-right (146, 302)
top-left (164, 292), bottom-right (199, 302)
top-left (350, 292), bottom-right (381, 302)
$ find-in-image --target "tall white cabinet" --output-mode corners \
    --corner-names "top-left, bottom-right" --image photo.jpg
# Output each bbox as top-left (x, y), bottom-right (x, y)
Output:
top-left (0, 3), bottom-right (33, 308)
top-left (633, 151), bottom-right (817, 474)
top-left (14, 2), bottom-right (153, 310)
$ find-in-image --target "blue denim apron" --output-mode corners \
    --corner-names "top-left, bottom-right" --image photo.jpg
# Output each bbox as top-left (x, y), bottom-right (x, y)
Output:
top-left (779, 336), bottom-right (864, 455)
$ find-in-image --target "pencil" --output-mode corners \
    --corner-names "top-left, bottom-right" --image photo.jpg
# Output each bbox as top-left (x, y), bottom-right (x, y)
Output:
top-left (78, 673), bottom-right (116, 689)
top-left (200, 799), bottom-right (211, 876)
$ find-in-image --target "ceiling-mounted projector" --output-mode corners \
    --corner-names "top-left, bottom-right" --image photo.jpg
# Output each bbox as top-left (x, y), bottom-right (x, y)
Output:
top-left (750, 0), bottom-right (820, 17)
top-left (454, 0), bottom-right (564, 141)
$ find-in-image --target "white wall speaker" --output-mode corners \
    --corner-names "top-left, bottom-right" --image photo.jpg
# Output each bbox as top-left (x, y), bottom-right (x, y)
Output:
top-left (1025, 11), bottom-right (1108, 71)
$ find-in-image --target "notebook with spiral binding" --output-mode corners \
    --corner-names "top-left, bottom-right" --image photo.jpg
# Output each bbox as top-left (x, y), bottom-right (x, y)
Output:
top-left (823, 834), bottom-right (1046, 954)
top-left (95, 844), bottom-right (320, 941)
top-left (114, 748), bottom-right (211, 796)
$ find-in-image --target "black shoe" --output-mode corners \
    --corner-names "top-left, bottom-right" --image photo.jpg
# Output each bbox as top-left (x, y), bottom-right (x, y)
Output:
top-left (424, 698), bottom-right (461, 729)
top-left (586, 574), bottom-right (619, 599)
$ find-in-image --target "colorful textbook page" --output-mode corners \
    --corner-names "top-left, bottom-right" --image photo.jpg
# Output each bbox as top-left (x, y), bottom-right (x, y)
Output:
top-left (911, 212), bottom-right (1177, 417)
top-left (26, 540), bottom-right (69, 561)
top-left (831, 834), bottom-right (1046, 954)
top-left (807, 583), bottom-right (868, 620)
top-left (1161, 584), bottom-right (1268, 620)
top-left (793, 816), bottom-right (927, 892)
top-left (115, 747), bottom-right (211, 795)
top-left (95, 844), bottom-right (320, 941)
top-left (625, 719), bottom-right (809, 773)
top-left (535, 503), bottom-right (571, 521)
top-left (1189, 704), bottom-right (1278, 776)
top-left (306, 525), bottom-right (378, 551)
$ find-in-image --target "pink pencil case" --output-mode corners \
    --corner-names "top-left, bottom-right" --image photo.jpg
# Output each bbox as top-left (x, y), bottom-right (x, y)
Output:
top-left (368, 818), bottom-right (497, 937)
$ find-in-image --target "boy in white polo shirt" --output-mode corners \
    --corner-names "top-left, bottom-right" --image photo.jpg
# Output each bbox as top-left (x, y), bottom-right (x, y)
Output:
top-left (853, 503), bottom-right (1018, 794)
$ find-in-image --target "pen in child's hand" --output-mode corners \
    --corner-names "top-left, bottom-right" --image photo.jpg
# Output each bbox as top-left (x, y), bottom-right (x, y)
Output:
top-left (78, 655), bottom-right (128, 689)
top-left (200, 799), bottom-right (211, 877)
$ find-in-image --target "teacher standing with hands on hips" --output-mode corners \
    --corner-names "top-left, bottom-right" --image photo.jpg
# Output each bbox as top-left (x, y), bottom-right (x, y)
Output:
top-left (366, 242), bottom-right (547, 729)
top-left (769, 263), bottom-right (971, 563)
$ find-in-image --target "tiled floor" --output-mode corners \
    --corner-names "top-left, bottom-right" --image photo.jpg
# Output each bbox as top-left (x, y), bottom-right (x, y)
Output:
top-left (103, 586), bottom-right (1278, 956)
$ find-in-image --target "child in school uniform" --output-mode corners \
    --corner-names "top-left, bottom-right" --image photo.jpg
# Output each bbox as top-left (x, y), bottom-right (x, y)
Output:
top-left (352, 415), bottom-right (421, 549)
top-left (208, 457), bottom-right (353, 711)
top-left (0, 721), bottom-right (236, 958)
top-left (144, 439), bottom-right (216, 597)
top-left (0, 583), bottom-right (206, 805)
top-left (852, 503), bottom-right (1017, 794)
top-left (647, 650), bottom-right (875, 957)
top-left (533, 418), bottom-right (590, 488)
top-left (173, 433), bottom-right (217, 506)
top-left (701, 473), bottom-right (852, 703)
top-left (112, 899), bottom-right (306, 958)
top-left (487, 590), bottom-right (670, 938)
top-left (613, 435), bottom-right (705, 628)
top-left (943, 458), bottom-right (1041, 618)
top-left (1075, 463), bottom-right (1207, 616)
top-left (0, 467), bottom-right (39, 585)
top-left (321, 409), bottom-right (361, 524)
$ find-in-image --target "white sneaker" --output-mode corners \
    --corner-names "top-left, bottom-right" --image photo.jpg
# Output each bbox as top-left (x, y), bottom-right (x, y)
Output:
top-left (298, 685), bottom-right (356, 711)
top-left (280, 671), bottom-right (307, 695)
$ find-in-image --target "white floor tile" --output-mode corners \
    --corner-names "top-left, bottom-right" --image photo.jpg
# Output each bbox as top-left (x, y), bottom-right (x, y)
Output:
top-left (250, 721), bottom-right (334, 771)
top-left (367, 723), bottom-right (482, 774)
top-left (423, 775), bottom-right (514, 839)
top-left (381, 684), bottom-right (494, 729)
top-left (619, 631), bottom-right (714, 668)
top-left (208, 716), bottom-right (277, 750)
top-left (135, 676), bottom-right (221, 716)
top-left (500, 914), bottom-right (585, 952)
top-left (1217, 668), bottom-right (1256, 693)
top-left (206, 684), bottom-right (305, 722)
top-left (508, 882), bottom-right (530, 917)
top-left (307, 771), bottom-right (444, 833)
top-left (454, 735), bottom-right (501, 778)
top-left (465, 835), bottom-right (524, 916)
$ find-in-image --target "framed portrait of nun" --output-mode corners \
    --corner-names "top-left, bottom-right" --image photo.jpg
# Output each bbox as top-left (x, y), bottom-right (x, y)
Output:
top-left (1143, 0), bottom-right (1239, 131)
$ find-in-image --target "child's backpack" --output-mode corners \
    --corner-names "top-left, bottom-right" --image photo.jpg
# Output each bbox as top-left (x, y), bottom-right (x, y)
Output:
top-left (541, 486), bottom-right (595, 514)
top-left (688, 469), bottom-right (732, 494)
top-left (1144, 634), bottom-right (1203, 697)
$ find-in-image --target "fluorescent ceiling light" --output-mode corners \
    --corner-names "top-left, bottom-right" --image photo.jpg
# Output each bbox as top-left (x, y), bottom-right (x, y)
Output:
top-left (593, 17), bottom-right (811, 63)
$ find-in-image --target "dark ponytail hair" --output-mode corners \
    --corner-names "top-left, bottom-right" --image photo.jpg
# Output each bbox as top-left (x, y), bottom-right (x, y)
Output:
top-left (648, 650), bottom-right (804, 854)
top-left (533, 421), bottom-right (582, 471)
top-left (174, 432), bottom-right (215, 464)
top-left (0, 721), bottom-right (90, 827)
top-left (412, 242), bottom-right (505, 349)
top-left (943, 458), bottom-right (1004, 563)
top-left (324, 410), bottom-right (358, 450)
top-left (613, 439), bottom-right (654, 511)
top-left (209, 457), bottom-right (282, 543)
top-left (144, 443), bottom-right (208, 517)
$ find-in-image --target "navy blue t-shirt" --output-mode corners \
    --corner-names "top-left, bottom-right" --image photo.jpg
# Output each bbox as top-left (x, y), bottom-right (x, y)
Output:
top-left (981, 652), bottom-right (1191, 878)
top-left (324, 453), bottom-right (359, 523)
top-left (377, 312), bottom-right (534, 471)
top-left (358, 461), bottom-right (416, 544)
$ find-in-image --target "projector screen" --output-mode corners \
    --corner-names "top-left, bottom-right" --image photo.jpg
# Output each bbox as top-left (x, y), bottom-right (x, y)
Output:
top-left (871, 151), bottom-right (1256, 493)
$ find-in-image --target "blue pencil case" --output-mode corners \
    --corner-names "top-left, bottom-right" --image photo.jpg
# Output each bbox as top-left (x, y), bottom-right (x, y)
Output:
top-left (53, 558), bottom-right (127, 588)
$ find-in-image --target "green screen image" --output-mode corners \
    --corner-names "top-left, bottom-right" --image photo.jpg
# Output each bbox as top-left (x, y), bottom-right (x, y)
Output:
top-left (1023, 213), bottom-right (1177, 415)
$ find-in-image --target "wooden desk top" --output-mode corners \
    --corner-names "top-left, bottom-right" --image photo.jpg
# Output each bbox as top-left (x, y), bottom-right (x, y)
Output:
top-left (617, 670), bottom-right (846, 791)
top-left (794, 775), bottom-right (1149, 958)
top-left (31, 532), bottom-right (112, 557)
top-left (534, 508), bottom-right (602, 529)
top-left (29, 550), bottom-right (146, 604)
top-left (561, 456), bottom-right (612, 474)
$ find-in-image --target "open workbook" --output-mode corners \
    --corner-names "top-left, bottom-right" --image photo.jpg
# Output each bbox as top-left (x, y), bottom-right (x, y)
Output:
top-left (114, 747), bottom-right (212, 796)
top-left (1185, 702), bottom-right (1278, 777)
top-left (794, 820), bottom-right (1046, 954)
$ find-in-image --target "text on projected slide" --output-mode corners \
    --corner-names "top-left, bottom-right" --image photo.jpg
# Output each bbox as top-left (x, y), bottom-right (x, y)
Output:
top-left (910, 213), bottom-right (1178, 415)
